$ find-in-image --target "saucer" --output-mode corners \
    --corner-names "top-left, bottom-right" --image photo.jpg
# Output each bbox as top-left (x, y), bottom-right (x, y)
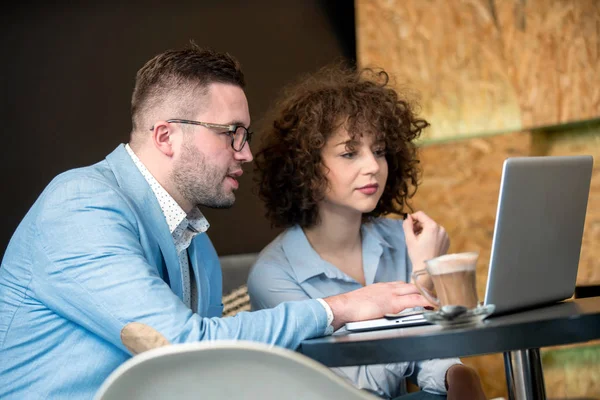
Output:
top-left (423, 304), bottom-right (495, 328)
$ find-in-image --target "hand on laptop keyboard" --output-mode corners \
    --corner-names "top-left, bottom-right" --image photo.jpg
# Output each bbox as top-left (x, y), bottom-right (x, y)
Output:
top-left (384, 306), bottom-right (426, 319)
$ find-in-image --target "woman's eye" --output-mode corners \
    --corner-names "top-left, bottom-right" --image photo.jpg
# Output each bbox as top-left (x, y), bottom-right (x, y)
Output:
top-left (374, 149), bottom-right (386, 157)
top-left (341, 152), bottom-right (356, 159)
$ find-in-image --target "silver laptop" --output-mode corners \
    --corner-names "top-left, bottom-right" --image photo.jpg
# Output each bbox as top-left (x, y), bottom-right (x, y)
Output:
top-left (484, 155), bottom-right (592, 315)
top-left (346, 155), bottom-right (593, 332)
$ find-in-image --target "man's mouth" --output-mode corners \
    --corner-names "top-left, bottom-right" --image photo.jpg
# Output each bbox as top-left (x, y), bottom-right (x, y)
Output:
top-left (226, 170), bottom-right (243, 189)
top-left (227, 170), bottom-right (243, 180)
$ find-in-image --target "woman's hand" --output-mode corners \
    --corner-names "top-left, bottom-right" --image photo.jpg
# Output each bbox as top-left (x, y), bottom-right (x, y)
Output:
top-left (403, 211), bottom-right (450, 273)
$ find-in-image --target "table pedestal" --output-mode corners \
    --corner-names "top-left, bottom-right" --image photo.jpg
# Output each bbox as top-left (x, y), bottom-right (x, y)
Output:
top-left (504, 349), bottom-right (546, 400)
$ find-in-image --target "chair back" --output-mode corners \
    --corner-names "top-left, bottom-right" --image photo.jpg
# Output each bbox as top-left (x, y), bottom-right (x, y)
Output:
top-left (95, 341), bottom-right (378, 400)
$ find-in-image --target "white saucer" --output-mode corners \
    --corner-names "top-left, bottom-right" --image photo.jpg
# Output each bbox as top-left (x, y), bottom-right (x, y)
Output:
top-left (423, 304), bottom-right (495, 328)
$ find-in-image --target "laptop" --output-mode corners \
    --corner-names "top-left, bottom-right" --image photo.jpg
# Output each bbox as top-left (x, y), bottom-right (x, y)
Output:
top-left (346, 155), bottom-right (593, 333)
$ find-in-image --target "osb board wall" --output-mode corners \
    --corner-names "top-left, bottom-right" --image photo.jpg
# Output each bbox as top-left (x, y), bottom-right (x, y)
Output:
top-left (497, 0), bottom-right (600, 128)
top-left (532, 128), bottom-right (600, 285)
top-left (397, 130), bottom-right (600, 398)
top-left (542, 343), bottom-right (600, 398)
top-left (355, 0), bottom-right (600, 141)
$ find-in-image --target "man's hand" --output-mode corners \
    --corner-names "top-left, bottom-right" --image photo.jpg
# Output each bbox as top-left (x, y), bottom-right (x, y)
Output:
top-left (403, 211), bottom-right (450, 273)
top-left (445, 365), bottom-right (487, 400)
top-left (323, 281), bottom-right (432, 330)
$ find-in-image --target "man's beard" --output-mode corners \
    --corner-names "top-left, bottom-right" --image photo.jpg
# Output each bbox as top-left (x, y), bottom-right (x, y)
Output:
top-left (171, 140), bottom-right (236, 209)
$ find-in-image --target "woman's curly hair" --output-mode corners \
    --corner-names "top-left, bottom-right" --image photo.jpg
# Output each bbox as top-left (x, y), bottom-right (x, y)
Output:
top-left (254, 63), bottom-right (429, 229)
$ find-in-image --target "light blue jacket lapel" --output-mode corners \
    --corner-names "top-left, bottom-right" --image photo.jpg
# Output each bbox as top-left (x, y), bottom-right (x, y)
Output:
top-left (104, 144), bottom-right (184, 301)
top-left (188, 237), bottom-right (223, 316)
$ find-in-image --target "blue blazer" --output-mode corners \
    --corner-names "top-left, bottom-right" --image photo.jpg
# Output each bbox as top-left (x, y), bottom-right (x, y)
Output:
top-left (0, 144), bottom-right (327, 399)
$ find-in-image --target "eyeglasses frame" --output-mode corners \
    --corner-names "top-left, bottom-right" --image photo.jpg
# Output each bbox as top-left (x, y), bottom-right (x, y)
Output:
top-left (150, 119), bottom-right (252, 152)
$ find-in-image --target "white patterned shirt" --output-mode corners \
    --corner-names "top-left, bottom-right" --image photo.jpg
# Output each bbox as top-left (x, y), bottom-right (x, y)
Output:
top-left (125, 144), bottom-right (209, 310)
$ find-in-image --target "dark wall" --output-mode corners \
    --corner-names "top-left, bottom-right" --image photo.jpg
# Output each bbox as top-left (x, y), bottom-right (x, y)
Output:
top-left (0, 1), bottom-right (355, 257)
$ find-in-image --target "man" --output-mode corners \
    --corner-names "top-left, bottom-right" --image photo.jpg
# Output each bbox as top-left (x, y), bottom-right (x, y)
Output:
top-left (0, 44), bottom-right (434, 399)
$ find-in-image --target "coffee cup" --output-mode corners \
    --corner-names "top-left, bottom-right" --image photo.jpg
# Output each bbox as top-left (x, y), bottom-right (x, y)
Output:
top-left (412, 252), bottom-right (479, 310)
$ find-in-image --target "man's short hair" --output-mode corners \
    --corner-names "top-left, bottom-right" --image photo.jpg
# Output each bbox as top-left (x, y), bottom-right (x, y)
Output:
top-left (131, 42), bottom-right (245, 134)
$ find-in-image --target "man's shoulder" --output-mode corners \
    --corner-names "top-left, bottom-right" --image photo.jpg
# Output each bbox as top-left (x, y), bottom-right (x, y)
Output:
top-left (31, 148), bottom-right (146, 222)
top-left (41, 144), bottom-right (139, 201)
top-left (43, 144), bottom-right (134, 195)
top-left (42, 160), bottom-right (120, 200)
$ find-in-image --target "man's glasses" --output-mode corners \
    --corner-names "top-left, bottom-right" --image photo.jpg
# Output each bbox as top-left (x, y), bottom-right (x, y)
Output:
top-left (152, 119), bottom-right (252, 152)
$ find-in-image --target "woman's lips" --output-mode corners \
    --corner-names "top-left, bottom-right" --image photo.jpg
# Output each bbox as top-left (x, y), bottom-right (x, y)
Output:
top-left (357, 184), bottom-right (378, 195)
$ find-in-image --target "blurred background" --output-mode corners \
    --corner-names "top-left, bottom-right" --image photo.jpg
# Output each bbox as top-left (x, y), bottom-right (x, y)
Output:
top-left (2, 0), bottom-right (599, 398)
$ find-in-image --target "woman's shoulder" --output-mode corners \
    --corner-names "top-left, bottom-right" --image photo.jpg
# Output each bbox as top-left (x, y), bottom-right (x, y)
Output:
top-left (370, 216), bottom-right (405, 233)
top-left (365, 216), bottom-right (407, 247)
top-left (250, 227), bottom-right (298, 274)
top-left (254, 234), bottom-right (287, 266)
top-left (247, 227), bottom-right (305, 295)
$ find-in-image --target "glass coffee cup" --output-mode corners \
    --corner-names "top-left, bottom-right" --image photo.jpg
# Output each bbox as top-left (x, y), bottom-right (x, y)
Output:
top-left (412, 252), bottom-right (479, 310)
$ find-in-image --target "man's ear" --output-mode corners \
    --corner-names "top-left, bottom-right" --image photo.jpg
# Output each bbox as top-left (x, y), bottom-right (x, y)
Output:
top-left (151, 120), bottom-right (175, 157)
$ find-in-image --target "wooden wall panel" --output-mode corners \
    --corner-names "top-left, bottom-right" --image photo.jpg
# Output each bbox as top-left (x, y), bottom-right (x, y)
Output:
top-left (543, 341), bottom-right (600, 398)
top-left (356, 0), bottom-right (522, 141)
top-left (534, 128), bottom-right (600, 285)
top-left (356, 0), bottom-right (600, 141)
top-left (496, 0), bottom-right (600, 128)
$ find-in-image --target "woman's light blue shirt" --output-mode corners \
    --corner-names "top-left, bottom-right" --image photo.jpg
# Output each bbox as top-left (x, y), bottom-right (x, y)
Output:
top-left (248, 218), bottom-right (461, 399)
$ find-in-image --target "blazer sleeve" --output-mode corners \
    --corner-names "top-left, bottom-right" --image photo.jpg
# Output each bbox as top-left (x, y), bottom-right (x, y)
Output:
top-left (31, 176), bottom-right (328, 353)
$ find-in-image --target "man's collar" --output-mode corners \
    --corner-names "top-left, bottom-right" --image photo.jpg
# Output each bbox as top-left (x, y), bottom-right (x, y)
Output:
top-left (124, 143), bottom-right (209, 234)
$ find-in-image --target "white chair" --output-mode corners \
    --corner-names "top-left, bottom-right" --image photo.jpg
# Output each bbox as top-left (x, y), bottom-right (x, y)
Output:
top-left (94, 341), bottom-right (379, 400)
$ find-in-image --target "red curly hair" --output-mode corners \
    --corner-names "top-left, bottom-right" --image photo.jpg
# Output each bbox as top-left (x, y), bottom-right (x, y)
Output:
top-left (254, 63), bottom-right (429, 228)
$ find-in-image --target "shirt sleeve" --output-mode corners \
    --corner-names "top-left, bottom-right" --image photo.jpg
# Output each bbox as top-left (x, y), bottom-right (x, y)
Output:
top-left (315, 299), bottom-right (335, 335)
top-left (32, 176), bottom-right (328, 353)
top-left (248, 250), bottom-right (413, 399)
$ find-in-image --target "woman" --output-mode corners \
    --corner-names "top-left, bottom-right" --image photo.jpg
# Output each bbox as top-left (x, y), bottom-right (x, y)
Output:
top-left (248, 64), bottom-right (485, 400)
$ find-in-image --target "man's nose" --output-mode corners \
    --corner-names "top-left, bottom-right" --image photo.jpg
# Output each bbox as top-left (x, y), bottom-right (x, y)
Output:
top-left (235, 142), bottom-right (253, 163)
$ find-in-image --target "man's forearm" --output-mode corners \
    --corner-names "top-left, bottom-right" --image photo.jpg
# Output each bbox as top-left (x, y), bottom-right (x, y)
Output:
top-left (323, 292), bottom-right (352, 330)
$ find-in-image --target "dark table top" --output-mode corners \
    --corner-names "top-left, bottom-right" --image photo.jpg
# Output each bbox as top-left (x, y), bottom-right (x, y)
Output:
top-left (299, 297), bottom-right (600, 367)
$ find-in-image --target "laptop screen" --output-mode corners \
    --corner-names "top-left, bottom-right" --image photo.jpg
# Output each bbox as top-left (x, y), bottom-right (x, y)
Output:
top-left (484, 155), bottom-right (593, 315)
